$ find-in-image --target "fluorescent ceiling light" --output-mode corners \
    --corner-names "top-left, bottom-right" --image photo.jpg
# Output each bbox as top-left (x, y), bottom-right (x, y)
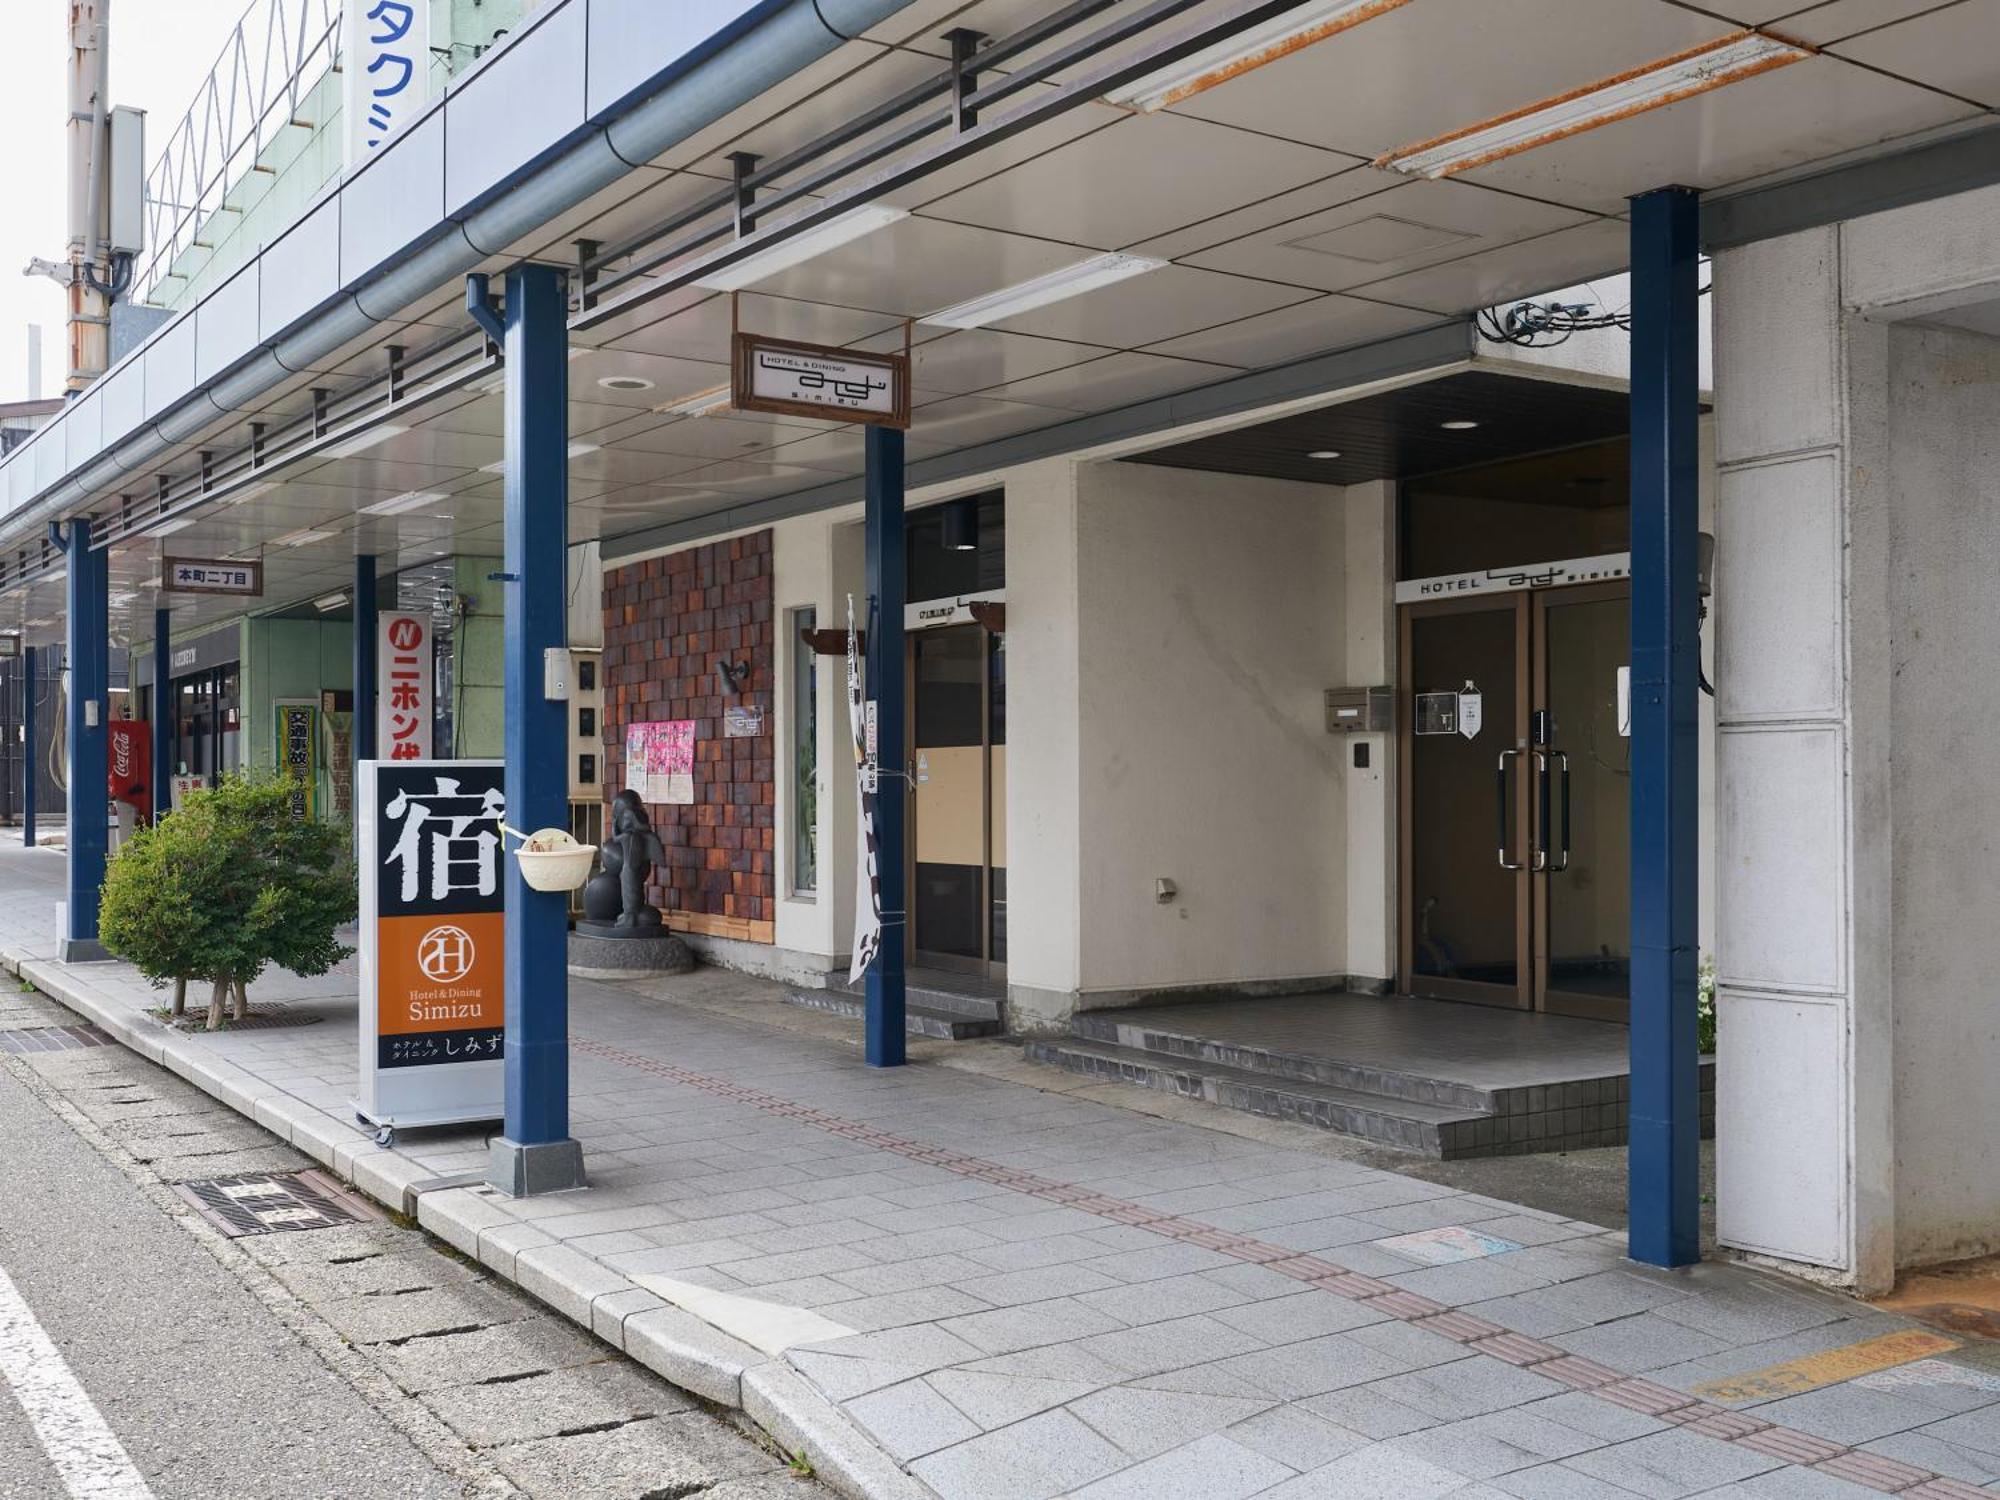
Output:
top-left (1307, 449), bottom-right (1341, 459)
top-left (272, 527), bottom-right (335, 548)
top-left (694, 204), bottom-right (908, 292)
top-left (314, 592), bottom-right (349, 611)
top-left (1105, 0), bottom-right (1410, 113)
top-left (657, 384), bottom-right (733, 418)
top-left (924, 254), bottom-right (1165, 330)
top-left (1441, 419), bottom-right (1479, 431)
top-left (225, 481), bottom-right (276, 507)
top-left (150, 516), bottom-right (194, 537)
top-left (323, 424), bottom-right (407, 458)
top-left (360, 489), bottom-right (451, 516)
top-left (1375, 30), bottom-right (1811, 179)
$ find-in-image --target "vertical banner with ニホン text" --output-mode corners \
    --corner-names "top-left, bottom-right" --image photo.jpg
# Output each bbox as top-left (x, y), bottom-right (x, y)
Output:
top-left (378, 612), bottom-right (434, 762)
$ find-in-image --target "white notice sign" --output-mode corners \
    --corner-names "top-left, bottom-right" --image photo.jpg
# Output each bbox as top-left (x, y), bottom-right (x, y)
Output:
top-left (1457, 682), bottom-right (1484, 741)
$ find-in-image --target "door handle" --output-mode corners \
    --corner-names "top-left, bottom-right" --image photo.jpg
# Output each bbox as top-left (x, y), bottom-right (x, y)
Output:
top-left (1532, 749), bottom-right (1551, 871)
top-left (1496, 748), bottom-right (1523, 871)
top-left (1552, 750), bottom-right (1571, 872)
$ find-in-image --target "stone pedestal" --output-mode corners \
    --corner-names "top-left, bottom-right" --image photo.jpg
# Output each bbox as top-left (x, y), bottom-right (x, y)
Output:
top-left (568, 926), bottom-right (694, 980)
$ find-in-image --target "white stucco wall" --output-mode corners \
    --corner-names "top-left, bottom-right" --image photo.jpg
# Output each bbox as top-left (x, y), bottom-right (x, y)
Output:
top-left (1071, 461), bottom-right (1348, 1000)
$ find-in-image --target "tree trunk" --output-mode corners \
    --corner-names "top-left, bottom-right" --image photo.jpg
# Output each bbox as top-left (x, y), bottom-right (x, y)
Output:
top-left (206, 975), bottom-right (229, 1031)
top-left (171, 976), bottom-right (186, 1017)
top-left (232, 976), bottom-right (248, 1021)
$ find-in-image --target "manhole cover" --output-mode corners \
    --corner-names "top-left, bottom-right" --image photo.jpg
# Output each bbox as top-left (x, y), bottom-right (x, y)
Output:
top-left (175, 1169), bottom-right (384, 1238)
top-left (0, 1025), bottom-right (114, 1055)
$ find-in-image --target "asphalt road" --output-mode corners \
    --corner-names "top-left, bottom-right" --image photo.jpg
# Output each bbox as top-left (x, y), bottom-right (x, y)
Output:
top-left (0, 983), bottom-right (813, 1500)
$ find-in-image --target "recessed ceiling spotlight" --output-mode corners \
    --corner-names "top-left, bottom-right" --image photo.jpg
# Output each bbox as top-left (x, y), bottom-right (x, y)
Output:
top-left (597, 374), bottom-right (655, 392)
top-left (1307, 449), bottom-right (1342, 460)
top-left (1440, 419), bottom-right (1479, 431)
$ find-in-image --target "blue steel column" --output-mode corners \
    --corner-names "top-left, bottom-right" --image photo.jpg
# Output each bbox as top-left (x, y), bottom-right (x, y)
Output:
top-left (863, 425), bottom-right (907, 1067)
top-left (483, 264), bottom-right (584, 1195)
top-left (152, 608), bottom-right (171, 823)
top-left (1627, 186), bottom-right (1702, 1268)
top-left (353, 554), bottom-right (378, 795)
top-left (58, 519), bottom-right (109, 962)
top-left (22, 646), bottom-right (36, 847)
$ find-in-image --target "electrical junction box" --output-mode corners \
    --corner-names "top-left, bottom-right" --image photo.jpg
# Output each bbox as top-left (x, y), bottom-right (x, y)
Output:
top-left (543, 646), bottom-right (573, 701)
top-left (1325, 685), bottom-right (1391, 733)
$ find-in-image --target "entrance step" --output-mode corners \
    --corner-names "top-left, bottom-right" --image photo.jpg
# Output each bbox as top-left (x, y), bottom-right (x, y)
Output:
top-left (784, 988), bottom-right (1002, 1041)
top-left (1025, 1036), bottom-right (1485, 1157)
top-left (1021, 993), bottom-right (1716, 1158)
top-left (1072, 1009), bottom-right (1496, 1115)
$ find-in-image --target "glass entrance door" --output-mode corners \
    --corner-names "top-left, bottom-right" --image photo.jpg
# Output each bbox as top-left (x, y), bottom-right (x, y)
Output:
top-left (1534, 584), bottom-right (1630, 1021)
top-left (1399, 584), bottom-right (1631, 1021)
top-left (909, 624), bottom-right (1005, 975)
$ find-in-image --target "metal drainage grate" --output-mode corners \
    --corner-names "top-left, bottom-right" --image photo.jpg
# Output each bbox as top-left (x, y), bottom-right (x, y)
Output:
top-left (175, 1169), bottom-right (384, 1238)
top-left (0, 1025), bottom-right (114, 1055)
top-left (160, 1010), bottom-right (325, 1034)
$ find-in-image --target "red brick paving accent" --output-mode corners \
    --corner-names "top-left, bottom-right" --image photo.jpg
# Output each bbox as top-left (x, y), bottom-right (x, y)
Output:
top-left (1904, 1479), bottom-right (1998, 1499)
top-left (1366, 1290), bottom-right (1449, 1320)
top-left (1539, 1355), bottom-right (1623, 1389)
top-left (569, 1035), bottom-right (1976, 1496)
top-left (1471, 1331), bottom-right (1565, 1367)
top-left (601, 531), bottom-right (775, 928)
top-left (1736, 1427), bottom-right (1850, 1465)
top-left (1679, 1406), bottom-right (1773, 1440)
top-left (1413, 1311), bottom-right (1508, 1343)
top-left (1596, 1377), bottom-right (1702, 1418)
top-left (1812, 1451), bottom-right (1939, 1492)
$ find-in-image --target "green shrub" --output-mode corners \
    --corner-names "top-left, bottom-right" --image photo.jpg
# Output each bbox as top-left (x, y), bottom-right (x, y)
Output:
top-left (100, 775), bottom-right (356, 1029)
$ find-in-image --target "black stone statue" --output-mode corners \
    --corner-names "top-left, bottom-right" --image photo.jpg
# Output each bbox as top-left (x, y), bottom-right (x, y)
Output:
top-left (580, 789), bottom-right (666, 933)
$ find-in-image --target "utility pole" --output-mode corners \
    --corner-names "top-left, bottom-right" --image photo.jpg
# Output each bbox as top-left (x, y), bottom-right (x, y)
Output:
top-left (65, 0), bottom-right (112, 392)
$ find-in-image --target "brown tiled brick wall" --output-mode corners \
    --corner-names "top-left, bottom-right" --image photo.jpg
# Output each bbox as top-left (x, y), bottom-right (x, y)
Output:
top-left (601, 530), bottom-right (775, 935)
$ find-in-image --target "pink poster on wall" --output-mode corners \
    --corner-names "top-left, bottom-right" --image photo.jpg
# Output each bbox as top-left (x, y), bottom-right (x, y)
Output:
top-left (625, 720), bottom-right (695, 805)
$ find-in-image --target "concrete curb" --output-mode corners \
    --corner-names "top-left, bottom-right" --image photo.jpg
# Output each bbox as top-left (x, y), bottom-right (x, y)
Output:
top-left (7, 950), bottom-right (932, 1500)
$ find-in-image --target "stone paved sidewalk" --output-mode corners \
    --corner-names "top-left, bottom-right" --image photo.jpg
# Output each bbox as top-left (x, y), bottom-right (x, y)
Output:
top-left (5, 838), bottom-right (2000, 1499)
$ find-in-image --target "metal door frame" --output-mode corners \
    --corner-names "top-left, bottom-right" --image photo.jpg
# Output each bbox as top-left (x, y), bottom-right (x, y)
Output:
top-left (906, 621), bottom-right (1005, 979)
top-left (1397, 591), bottom-right (1532, 1010)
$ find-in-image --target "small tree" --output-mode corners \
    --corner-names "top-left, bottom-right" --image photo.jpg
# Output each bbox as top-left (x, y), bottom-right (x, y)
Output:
top-left (100, 774), bottom-right (356, 1029)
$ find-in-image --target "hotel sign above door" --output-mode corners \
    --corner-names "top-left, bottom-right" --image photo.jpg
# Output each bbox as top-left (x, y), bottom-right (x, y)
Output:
top-left (1393, 552), bottom-right (1630, 605)
top-left (731, 332), bottom-right (910, 428)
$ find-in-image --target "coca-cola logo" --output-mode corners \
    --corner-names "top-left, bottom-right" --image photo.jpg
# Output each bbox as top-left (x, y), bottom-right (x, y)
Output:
top-left (111, 731), bottom-right (132, 777)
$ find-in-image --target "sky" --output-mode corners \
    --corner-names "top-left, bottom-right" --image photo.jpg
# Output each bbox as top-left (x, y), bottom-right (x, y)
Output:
top-left (0, 0), bottom-right (250, 405)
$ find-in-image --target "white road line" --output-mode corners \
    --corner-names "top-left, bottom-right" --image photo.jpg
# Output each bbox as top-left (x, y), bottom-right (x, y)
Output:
top-left (0, 1263), bottom-right (153, 1500)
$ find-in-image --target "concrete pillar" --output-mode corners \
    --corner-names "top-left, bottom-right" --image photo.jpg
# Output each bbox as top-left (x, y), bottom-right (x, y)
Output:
top-left (1711, 225), bottom-right (1895, 1291)
top-left (481, 264), bottom-right (584, 1197)
top-left (862, 424), bottom-right (907, 1067)
top-left (354, 554), bottom-right (377, 794)
top-left (1342, 479), bottom-right (1395, 987)
top-left (1627, 186), bottom-right (1703, 1269)
top-left (58, 517), bottom-right (109, 962)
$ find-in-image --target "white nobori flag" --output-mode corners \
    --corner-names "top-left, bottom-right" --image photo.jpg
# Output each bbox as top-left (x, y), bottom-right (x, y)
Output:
top-left (846, 596), bottom-right (882, 984)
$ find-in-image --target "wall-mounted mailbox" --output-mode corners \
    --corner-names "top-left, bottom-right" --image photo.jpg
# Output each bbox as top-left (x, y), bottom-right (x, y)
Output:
top-left (1325, 685), bottom-right (1391, 734)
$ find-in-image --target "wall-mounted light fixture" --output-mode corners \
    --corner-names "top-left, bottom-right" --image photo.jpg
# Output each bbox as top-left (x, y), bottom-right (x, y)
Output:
top-left (716, 660), bottom-right (751, 696)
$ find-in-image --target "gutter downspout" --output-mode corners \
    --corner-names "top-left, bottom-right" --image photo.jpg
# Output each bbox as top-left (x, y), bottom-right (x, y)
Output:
top-left (20, 0), bottom-right (912, 541)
